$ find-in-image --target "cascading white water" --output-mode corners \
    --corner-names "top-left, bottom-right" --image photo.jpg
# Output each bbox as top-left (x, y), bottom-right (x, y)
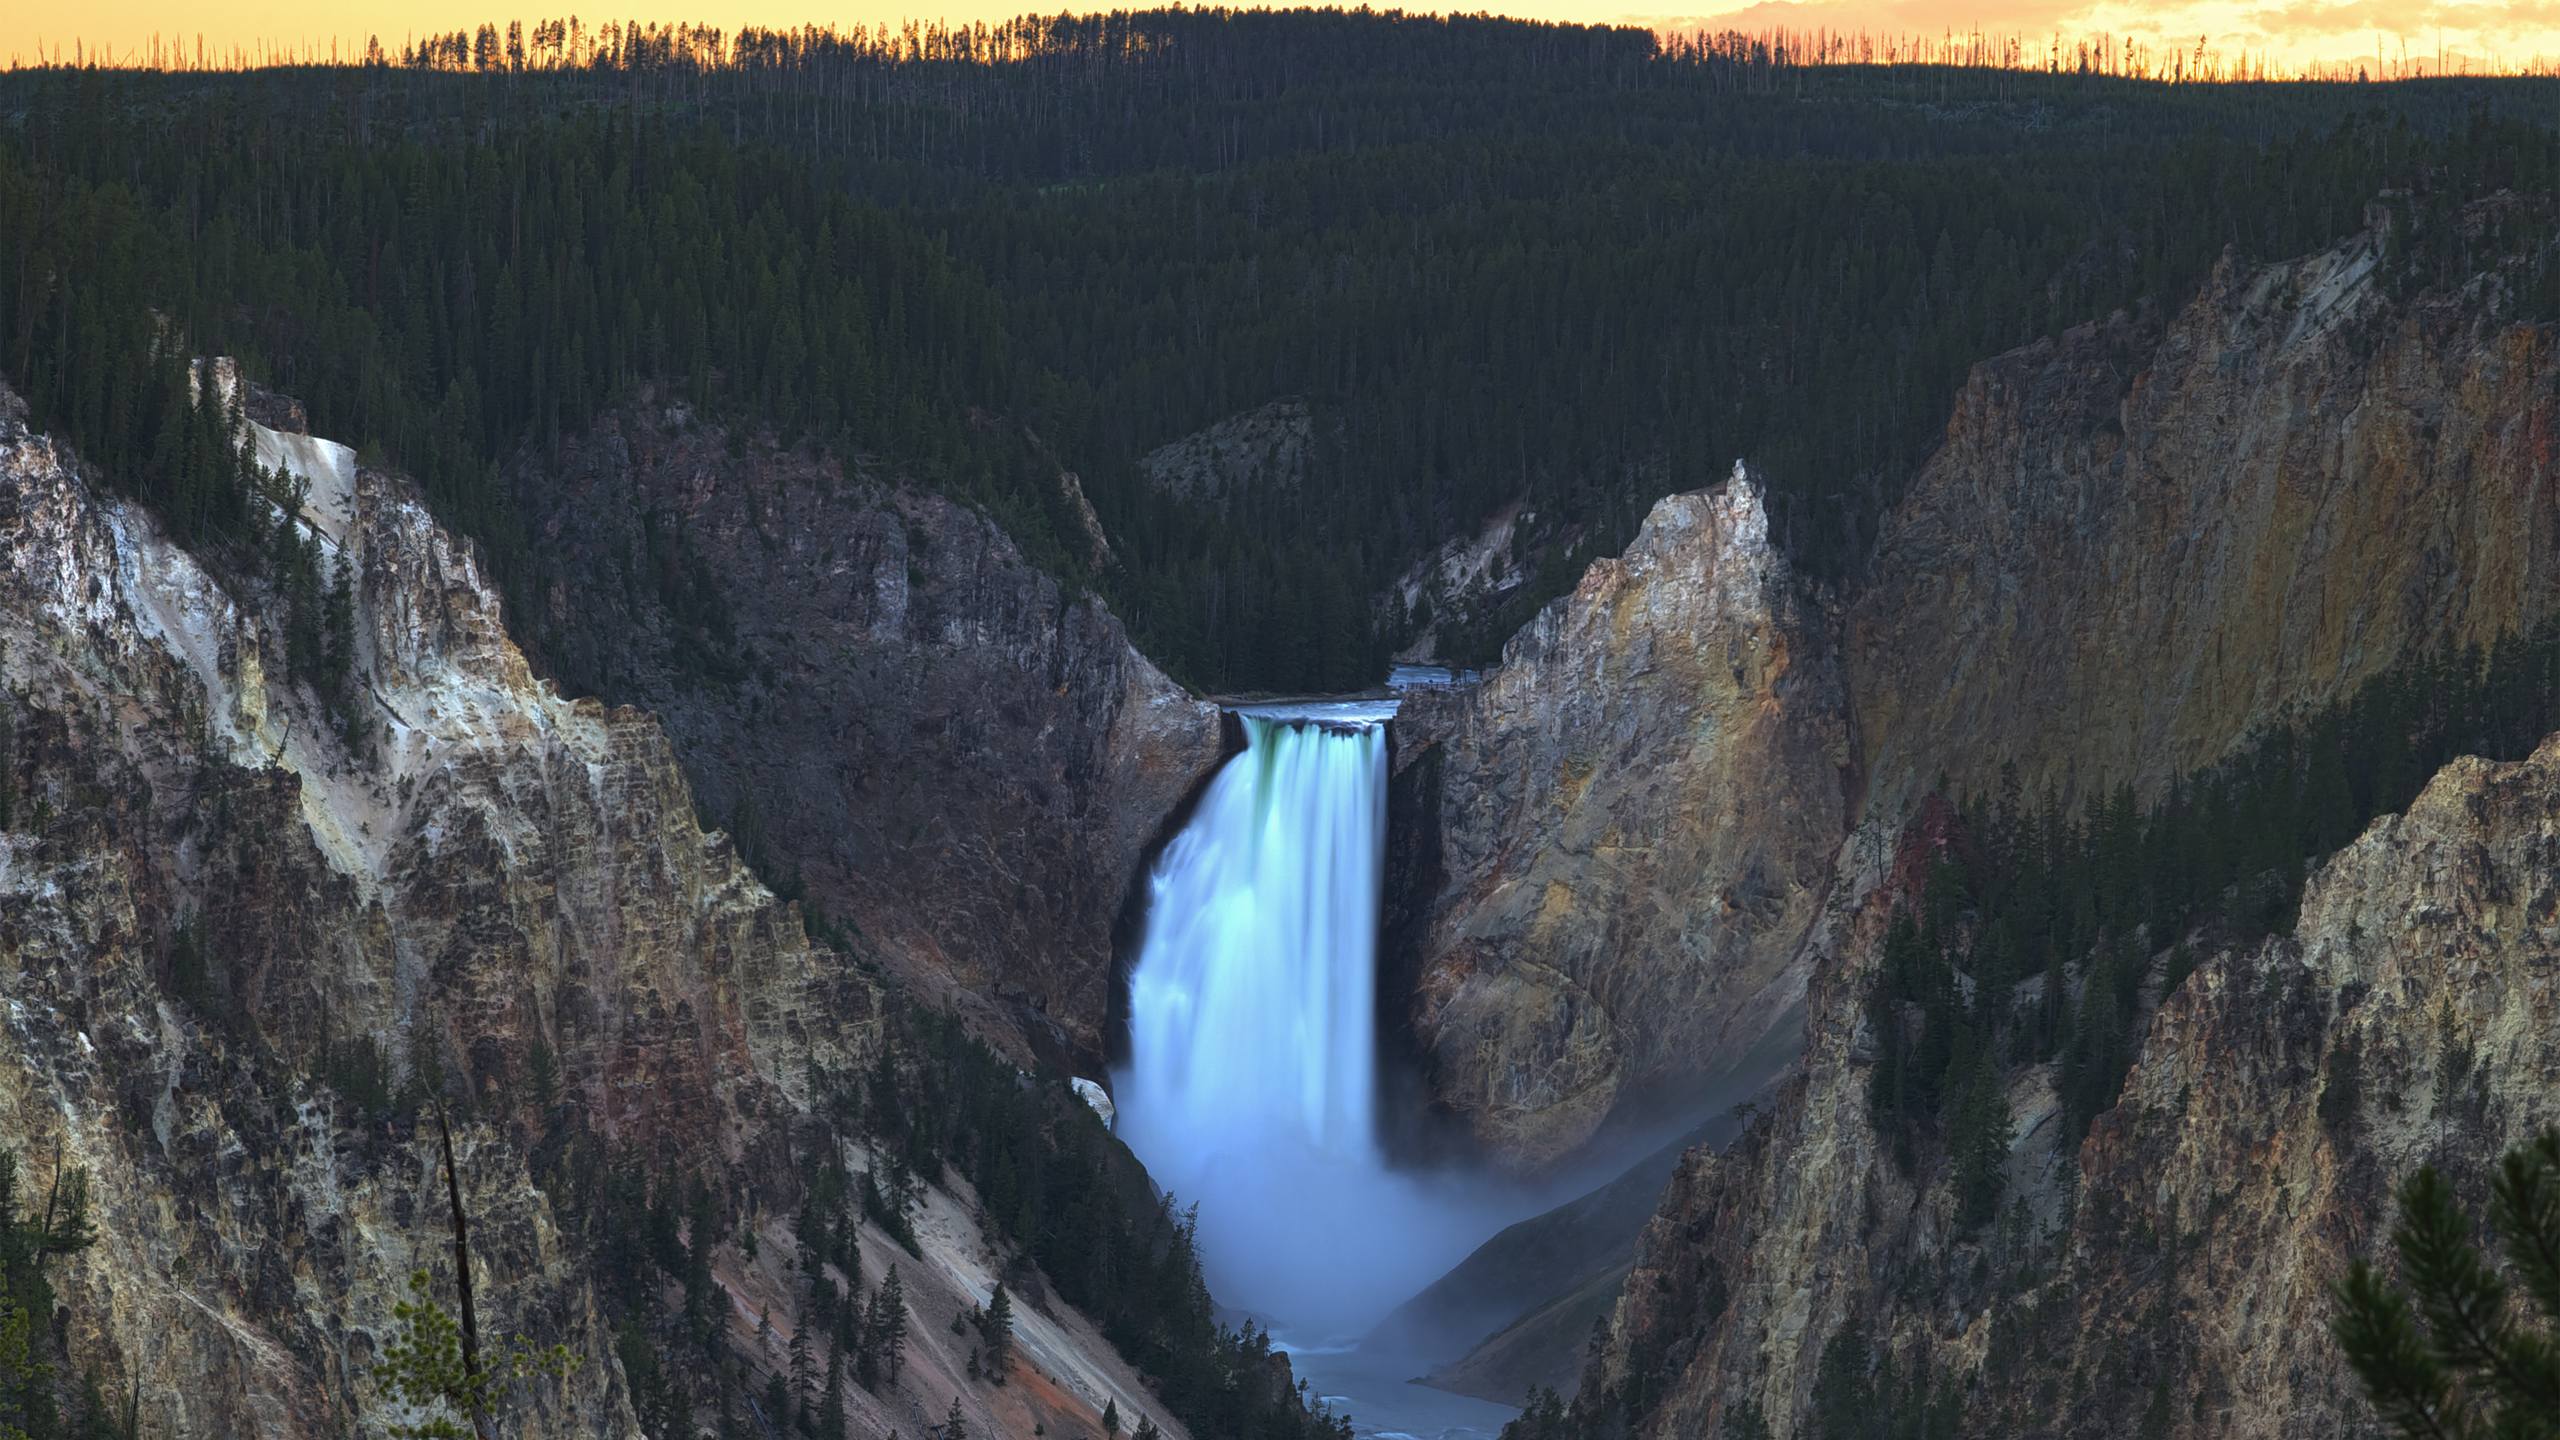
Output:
top-left (1118, 700), bottom-right (1508, 1337)
top-left (1122, 710), bottom-right (1387, 1162)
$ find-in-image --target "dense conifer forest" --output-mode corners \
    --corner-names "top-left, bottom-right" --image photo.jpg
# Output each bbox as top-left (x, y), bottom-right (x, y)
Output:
top-left (6, 10), bottom-right (2560, 689)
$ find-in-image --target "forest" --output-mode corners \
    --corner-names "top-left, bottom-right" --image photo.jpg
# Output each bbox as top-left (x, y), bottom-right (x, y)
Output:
top-left (506, 998), bottom-right (1348, 1440)
top-left (6, 12), bottom-right (2560, 690)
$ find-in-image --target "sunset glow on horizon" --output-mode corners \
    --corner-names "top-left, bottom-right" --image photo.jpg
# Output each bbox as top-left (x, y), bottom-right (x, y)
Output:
top-left (9, 0), bottom-right (2560, 75)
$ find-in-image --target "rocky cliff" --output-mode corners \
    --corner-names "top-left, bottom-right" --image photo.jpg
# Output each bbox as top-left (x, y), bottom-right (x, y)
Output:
top-left (1402, 469), bottom-right (1850, 1171)
top-left (0, 379), bottom-right (1187, 1440)
top-left (1581, 730), bottom-right (2560, 1439)
top-left (506, 400), bottom-right (1222, 1068)
top-left (1405, 220), bottom-right (2560, 1176)
top-left (1491, 221), bottom-right (2560, 1436)
top-left (1853, 227), bottom-right (2560, 816)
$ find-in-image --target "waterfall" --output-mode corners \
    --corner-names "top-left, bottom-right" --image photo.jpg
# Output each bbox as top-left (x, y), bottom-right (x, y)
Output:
top-left (1122, 710), bottom-right (1387, 1161)
top-left (1119, 701), bottom-right (1491, 1336)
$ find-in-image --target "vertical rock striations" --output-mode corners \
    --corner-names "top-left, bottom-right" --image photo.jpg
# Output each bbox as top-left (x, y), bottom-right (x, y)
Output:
top-left (1405, 221), bottom-right (2559, 1178)
top-left (1587, 735), bottom-right (2560, 1439)
top-left (1853, 231), bottom-right (2560, 816)
top-left (1405, 469), bottom-right (1850, 1171)
top-left (1525, 219), bottom-right (2560, 1438)
top-left (507, 404), bottom-right (1222, 1067)
top-left (0, 383), bottom-right (669, 1436)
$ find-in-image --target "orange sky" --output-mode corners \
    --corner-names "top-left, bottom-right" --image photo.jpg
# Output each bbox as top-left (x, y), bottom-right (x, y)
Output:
top-left (9, 0), bottom-right (2560, 73)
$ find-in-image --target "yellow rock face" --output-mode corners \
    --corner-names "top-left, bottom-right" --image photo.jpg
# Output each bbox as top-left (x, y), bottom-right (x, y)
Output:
top-left (0, 381), bottom-right (1173, 1440)
top-left (1410, 471), bottom-right (1851, 1172)
top-left (1559, 226), bottom-right (2560, 1437)
top-left (1852, 235), bottom-right (2560, 818)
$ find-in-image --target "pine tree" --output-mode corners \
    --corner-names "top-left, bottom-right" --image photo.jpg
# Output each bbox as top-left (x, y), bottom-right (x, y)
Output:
top-left (943, 1394), bottom-right (969, 1440)
top-left (865, 1263), bottom-right (909, 1388)
top-left (796, 1193), bottom-right (827, 1281)
top-left (527, 1038), bottom-right (559, 1112)
top-left (787, 1323), bottom-right (815, 1425)
top-left (323, 545), bottom-right (361, 747)
top-left (1101, 1397), bottom-right (1121, 1435)
top-left (817, 1342), bottom-right (846, 1437)
top-left (979, 1282), bottom-right (1014, 1383)
top-left (2333, 1128), bottom-right (2560, 1439)
top-left (1949, 1054), bottom-right (2013, 1231)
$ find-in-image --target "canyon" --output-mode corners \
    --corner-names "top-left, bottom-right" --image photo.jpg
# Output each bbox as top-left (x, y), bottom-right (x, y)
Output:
top-left (1389, 218), bottom-right (2560, 1183)
top-left (3, 204), bottom-right (2555, 1440)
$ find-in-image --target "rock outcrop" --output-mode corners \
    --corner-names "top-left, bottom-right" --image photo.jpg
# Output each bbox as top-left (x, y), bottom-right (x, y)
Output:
top-left (507, 401), bottom-right (1222, 1067)
top-left (1530, 220), bottom-right (2560, 1438)
top-left (0, 381), bottom-right (1185, 1440)
top-left (1852, 229), bottom-right (2560, 817)
top-left (1404, 220), bottom-right (2560, 1177)
top-left (1585, 731), bottom-right (2560, 1439)
top-left (1402, 469), bottom-right (1850, 1171)
top-left (1138, 398), bottom-right (1318, 510)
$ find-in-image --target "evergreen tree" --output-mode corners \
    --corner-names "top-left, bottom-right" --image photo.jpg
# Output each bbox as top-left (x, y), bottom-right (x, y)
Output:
top-left (322, 547), bottom-right (363, 750)
top-left (2333, 1129), bottom-right (2560, 1439)
top-left (1948, 1055), bottom-right (2013, 1231)
top-left (0, 1150), bottom-right (98, 1440)
top-left (868, 1265), bottom-right (908, 1386)
top-left (373, 1269), bottom-right (577, 1440)
top-left (817, 1343), bottom-right (846, 1438)
top-left (787, 1323), bottom-right (815, 1426)
top-left (978, 1283), bottom-right (1014, 1384)
top-left (943, 1395), bottom-right (968, 1440)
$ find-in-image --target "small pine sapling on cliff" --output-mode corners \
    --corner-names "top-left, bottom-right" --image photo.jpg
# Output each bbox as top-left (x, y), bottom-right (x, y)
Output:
top-left (370, 1107), bottom-right (575, 1439)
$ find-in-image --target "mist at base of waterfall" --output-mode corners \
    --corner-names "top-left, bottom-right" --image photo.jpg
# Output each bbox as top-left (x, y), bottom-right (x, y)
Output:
top-left (1112, 1119), bottom-right (1555, 1339)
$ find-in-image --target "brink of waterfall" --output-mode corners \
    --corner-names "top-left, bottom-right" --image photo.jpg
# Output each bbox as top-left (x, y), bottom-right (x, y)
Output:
top-left (1117, 701), bottom-right (1508, 1338)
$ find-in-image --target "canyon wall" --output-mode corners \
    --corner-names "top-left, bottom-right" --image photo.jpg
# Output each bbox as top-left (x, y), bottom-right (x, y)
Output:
top-left (1404, 219), bottom-right (2560, 1178)
top-left (1586, 732), bottom-right (2560, 1438)
top-left (1402, 471), bottom-right (1850, 1171)
top-left (1853, 227), bottom-right (2560, 816)
top-left (1487, 222), bottom-right (2560, 1433)
top-left (0, 380), bottom-right (1185, 1440)
top-left (507, 403), bottom-right (1222, 1067)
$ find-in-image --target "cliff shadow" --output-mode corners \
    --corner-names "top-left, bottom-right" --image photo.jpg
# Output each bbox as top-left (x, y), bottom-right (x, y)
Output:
top-left (1376, 726), bottom-right (1484, 1170)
